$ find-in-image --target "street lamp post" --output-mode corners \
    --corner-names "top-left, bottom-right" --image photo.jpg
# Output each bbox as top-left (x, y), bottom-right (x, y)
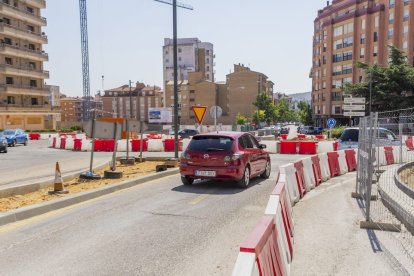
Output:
top-left (369, 71), bottom-right (373, 115)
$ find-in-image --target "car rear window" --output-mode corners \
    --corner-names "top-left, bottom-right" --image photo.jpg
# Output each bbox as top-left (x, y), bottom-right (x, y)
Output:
top-left (187, 136), bottom-right (233, 152)
top-left (339, 129), bottom-right (359, 142)
top-left (3, 130), bottom-right (15, 135)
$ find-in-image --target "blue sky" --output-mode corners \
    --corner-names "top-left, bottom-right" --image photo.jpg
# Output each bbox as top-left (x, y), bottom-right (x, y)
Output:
top-left (43, 0), bottom-right (328, 97)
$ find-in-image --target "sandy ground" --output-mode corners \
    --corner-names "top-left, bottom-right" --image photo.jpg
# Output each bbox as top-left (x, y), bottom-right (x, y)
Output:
top-left (399, 166), bottom-right (414, 189)
top-left (0, 161), bottom-right (165, 212)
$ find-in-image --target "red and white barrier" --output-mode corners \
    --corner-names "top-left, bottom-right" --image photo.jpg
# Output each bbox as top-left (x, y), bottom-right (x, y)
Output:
top-left (147, 139), bottom-right (164, 152)
top-left (301, 157), bottom-right (316, 191)
top-left (279, 164), bottom-right (300, 205)
top-left (338, 150), bottom-right (348, 175)
top-left (317, 141), bottom-right (336, 153)
top-left (318, 153), bottom-right (330, 181)
top-left (261, 140), bottom-right (278, 154)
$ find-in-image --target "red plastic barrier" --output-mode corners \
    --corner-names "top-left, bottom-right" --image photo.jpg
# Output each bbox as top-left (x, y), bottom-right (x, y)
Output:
top-left (345, 149), bottom-right (357, 172)
top-left (73, 139), bottom-right (82, 151)
top-left (280, 134), bottom-right (288, 140)
top-left (279, 141), bottom-right (297, 154)
top-left (297, 134), bottom-right (306, 139)
top-left (29, 133), bottom-right (40, 140)
top-left (104, 140), bottom-right (115, 152)
top-left (94, 140), bottom-right (104, 152)
top-left (315, 135), bottom-right (325, 140)
top-left (311, 155), bottom-right (322, 186)
top-left (240, 216), bottom-right (284, 276)
top-left (272, 182), bottom-right (294, 258)
top-left (52, 137), bottom-right (56, 148)
top-left (294, 161), bottom-right (307, 198)
top-left (60, 138), bottom-right (66, 149)
top-left (405, 139), bottom-right (414, 151)
top-left (298, 141), bottom-right (317, 154)
top-left (384, 146), bottom-right (395, 165)
top-left (327, 152), bottom-right (340, 177)
top-left (131, 139), bottom-right (148, 152)
top-left (164, 139), bottom-right (175, 152)
top-left (333, 141), bottom-right (339, 151)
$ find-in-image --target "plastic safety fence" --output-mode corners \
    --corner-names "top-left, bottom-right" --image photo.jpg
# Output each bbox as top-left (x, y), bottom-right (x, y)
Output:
top-left (73, 139), bottom-right (82, 151)
top-left (59, 138), bottom-right (66, 150)
top-left (301, 157), bottom-right (316, 191)
top-left (279, 141), bottom-right (298, 154)
top-left (131, 139), bottom-right (148, 152)
top-left (384, 146), bottom-right (395, 165)
top-left (293, 161), bottom-right (307, 198)
top-left (327, 152), bottom-right (340, 177)
top-left (298, 141), bottom-right (317, 155)
top-left (311, 155), bottom-right (323, 186)
top-left (29, 133), bottom-right (40, 140)
top-left (345, 149), bottom-right (357, 172)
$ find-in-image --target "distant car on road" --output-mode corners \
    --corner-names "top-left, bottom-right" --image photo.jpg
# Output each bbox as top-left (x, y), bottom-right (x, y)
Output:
top-left (280, 127), bottom-right (289, 135)
top-left (298, 126), bottom-right (315, 135)
top-left (0, 136), bottom-right (7, 153)
top-left (177, 129), bottom-right (199, 139)
top-left (2, 129), bottom-right (28, 147)
top-left (314, 127), bottom-right (323, 135)
top-left (338, 127), bottom-right (398, 150)
top-left (180, 132), bottom-right (271, 188)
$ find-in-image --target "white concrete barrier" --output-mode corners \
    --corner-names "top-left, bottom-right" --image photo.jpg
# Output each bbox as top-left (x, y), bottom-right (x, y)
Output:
top-left (279, 163), bottom-right (300, 205)
top-left (232, 252), bottom-right (259, 276)
top-left (301, 157), bottom-right (315, 191)
top-left (261, 140), bottom-right (277, 154)
top-left (317, 141), bottom-right (335, 153)
top-left (147, 139), bottom-right (164, 152)
top-left (76, 133), bottom-right (86, 139)
top-left (318, 153), bottom-right (331, 181)
top-left (376, 147), bottom-right (387, 166)
top-left (55, 137), bottom-right (61, 149)
top-left (117, 140), bottom-right (129, 152)
top-left (338, 150), bottom-right (348, 175)
top-left (391, 145), bottom-right (409, 164)
top-left (65, 138), bottom-right (74, 150)
top-left (81, 139), bottom-right (92, 151)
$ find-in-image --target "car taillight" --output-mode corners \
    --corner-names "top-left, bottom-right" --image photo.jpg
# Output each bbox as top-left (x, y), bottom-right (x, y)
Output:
top-left (224, 154), bottom-right (243, 162)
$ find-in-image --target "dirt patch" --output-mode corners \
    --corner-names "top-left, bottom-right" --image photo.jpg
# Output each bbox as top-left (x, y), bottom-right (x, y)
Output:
top-left (399, 166), bottom-right (414, 189)
top-left (0, 161), bottom-right (165, 212)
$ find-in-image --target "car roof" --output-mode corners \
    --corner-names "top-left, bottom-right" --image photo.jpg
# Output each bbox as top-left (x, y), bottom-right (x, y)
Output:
top-left (194, 131), bottom-right (246, 139)
top-left (343, 127), bottom-right (389, 130)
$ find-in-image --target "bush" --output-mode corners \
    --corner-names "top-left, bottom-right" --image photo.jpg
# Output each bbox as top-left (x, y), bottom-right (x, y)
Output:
top-left (70, 125), bottom-right (82, 131)
top-left (324, 126), bottom-right (346, 139)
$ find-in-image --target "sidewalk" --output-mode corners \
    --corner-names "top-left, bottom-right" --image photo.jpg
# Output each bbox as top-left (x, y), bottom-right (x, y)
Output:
top-left (290, 172), bottom-right (414, 275)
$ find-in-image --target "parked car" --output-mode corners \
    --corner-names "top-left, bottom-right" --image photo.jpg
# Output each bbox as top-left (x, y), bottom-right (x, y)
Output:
top-left (280, 127), bottom-right (289, 134)
top-left (180, 132), bottom-right (271, 188)
top-left (2, 129), bottom-right (28, 147)
top-left (298, 126), bottom-right (315, 135)
top-left (338, 127), bottom-right (398, 150)
top-left (314, 127), bottom-right (323, 135)
top-left (0, 135), bottom-right (7, 153)
top-left (177, 129), bottom-right (199, 139)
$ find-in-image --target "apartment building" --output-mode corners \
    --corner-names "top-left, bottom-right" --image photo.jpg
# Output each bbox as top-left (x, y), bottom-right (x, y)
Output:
top-left (61, 96), bottom-right (102, 123)
top-left (0, 0), bottom-right (58, 130)
top-left (102, 82), bottom-right (162, 122)
top-left (165, 64), bottom-right (274, 126)
top-left (312, 0), bottom-right (414, 126)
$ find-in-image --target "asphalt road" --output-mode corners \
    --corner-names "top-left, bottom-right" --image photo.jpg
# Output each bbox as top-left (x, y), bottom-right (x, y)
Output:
top-left (0, 154), bottom-right (300, 276)
top-left (0, 140), bottom-right (113, 188)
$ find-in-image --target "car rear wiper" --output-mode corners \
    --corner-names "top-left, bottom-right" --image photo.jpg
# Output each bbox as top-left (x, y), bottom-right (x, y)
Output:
top-left (206, 148), bottom-right (224, 151)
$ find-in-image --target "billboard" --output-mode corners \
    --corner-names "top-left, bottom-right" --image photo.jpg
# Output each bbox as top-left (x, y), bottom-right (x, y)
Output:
top-left (148, 108), bottom-right (172, 123)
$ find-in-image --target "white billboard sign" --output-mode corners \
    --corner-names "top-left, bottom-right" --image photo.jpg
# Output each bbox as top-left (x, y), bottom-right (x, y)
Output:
top-left (344, 97), bottom-right (366, 104)
top-left (343, 111), bottom-right (366, 117)
top-left (342, 105), bottom-right (365, 111)
top-left (148, 108), bottom-right (173, 123)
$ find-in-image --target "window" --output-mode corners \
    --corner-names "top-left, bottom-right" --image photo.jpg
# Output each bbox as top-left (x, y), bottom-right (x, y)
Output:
top-left (405, 0), bottom-right (409, 5)
top-left (206, 66), bottom-right (210, 72)
top-left (29, 62), bottom-right (36, 69)
top-left (3, 17), bottom-right (10, 25)
top-left (343, 36), bottom-right (353, 47)
top-left (333, 53), bottom-right (343, 63)
top-left (343, 77), bottom-right (352, 84)
top-left (322, 81), bottom-right (326, 89)
top-left (373, 46), bottom-right (378, 56)
top-left (323, 56), bottom-right (326, 64)
top-left (374, 32), bottom-right (378, 42)
top-left (323, 43), bottom-right (327, 52)
top-left (389, 0), bottom-right (395, 8)
top-left (206, 74), bottom-right (210, 79)
top-left (403, 41), bottom-right (408, 49)
top-left (333, 65), bottom-right (342, 76)
top-left (28, 44), bottom-right (35, 50)
top-left (242, 135), bottom-right (254, 149)
top-left (334, 26), bottom-right (343, 37)
top-left (343, 64), bottom-right (352, 74)
top-left (404, 26), bottom-right (409, 34)
top-left (4, 37), bottom-right (11, 45)
top-left (361, 19), bottom-right (366, 30)
top-left (178, 48), bottom-right (182, 53)
top-left (26, 6), bottom-right (34, 13)
top-left (2, 0), bottom-right (9, 4)
top-left (30, 79), bottom-right (37, 87)
top-left (344, 23), bottom-right (353, 34)
top-left (31, 98), bottom-right (38, 105)
top-left (332, 79), bottom-right (342, 88)
top-left (5, 57), bottom-right (12, 65)
top-left (334, 39), bottom-right (343, 49)
top-left (206, 50), bottom-right (210, 55)
top-left (27, 25), bottom-right (34, 32)
top-left (360, 48), bottom-right (365, 58)
top-left (389, 13), bottom-right (394, 24)
top-left (388, 28), bottom-right (393, 39)
top-left (360, 34), bottom-right (365, 44)
top-left (7, 96), bottom-right (14, 104)
top-left (6, 77), bottom-right (13, 84)
top-left (335, 106), bottom-right (341, 114)
top-left (375, 16), bottom-right (379, 27)
top-left (178, 57), bottom-right (181, 61)
top-left (404, 10), bottom-right (409, 21)
top-left (343, 51), bottom-right (353, 61)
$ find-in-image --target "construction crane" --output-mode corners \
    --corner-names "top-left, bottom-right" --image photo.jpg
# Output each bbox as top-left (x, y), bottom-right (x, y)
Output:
top-left (154, 0), bottom-right (193, 159)
top-left (79, 0), bottom-right (91, 121)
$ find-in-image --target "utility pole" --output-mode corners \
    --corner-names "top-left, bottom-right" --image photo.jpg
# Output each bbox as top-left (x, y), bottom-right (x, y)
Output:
top-left (369, 71), bottom-right (373, 114)
top-left (79, 0), bottom-right (91, 121)
top-left (154, 0), bottom-right (193, 159)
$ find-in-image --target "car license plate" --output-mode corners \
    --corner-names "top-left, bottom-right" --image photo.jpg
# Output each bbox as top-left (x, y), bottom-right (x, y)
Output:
top-left (195, 170), bottom-right (216, 177)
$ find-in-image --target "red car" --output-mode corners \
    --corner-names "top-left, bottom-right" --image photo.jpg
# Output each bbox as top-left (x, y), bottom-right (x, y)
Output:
top-left (180, 132), bottom-right (271, 188)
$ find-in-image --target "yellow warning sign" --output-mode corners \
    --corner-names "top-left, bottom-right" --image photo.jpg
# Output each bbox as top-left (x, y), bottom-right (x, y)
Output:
top-left (192, 106), bottom-right (207, 124)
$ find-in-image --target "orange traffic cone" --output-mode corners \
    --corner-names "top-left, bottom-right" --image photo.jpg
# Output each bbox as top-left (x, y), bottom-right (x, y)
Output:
top-left (48, 162), bottom-right (69, 194)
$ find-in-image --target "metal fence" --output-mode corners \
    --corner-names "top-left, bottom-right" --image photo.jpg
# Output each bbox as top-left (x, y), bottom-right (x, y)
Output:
top-left (356, 108), bottom-right (414, 267)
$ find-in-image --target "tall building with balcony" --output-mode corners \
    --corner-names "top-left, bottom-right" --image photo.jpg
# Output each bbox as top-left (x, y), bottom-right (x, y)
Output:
top-left (0, 0), bottom-right (57, 130)
top-left (312, 0), bottom-right (414, 126)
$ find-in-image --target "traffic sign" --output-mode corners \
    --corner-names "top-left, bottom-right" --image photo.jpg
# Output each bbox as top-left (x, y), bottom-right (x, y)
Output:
top-left (342, 105), bottom-right (365, 111)
top-left (209, 105), bottom-right (223, 119)
top-left (192, 106), bottom-right (207, 124)
top-left (344, 111), bottom-right (365, 117)
top-left (344, 97), bottom-right (366, 104)
top-left (327, 118), bottom-right (336, 128)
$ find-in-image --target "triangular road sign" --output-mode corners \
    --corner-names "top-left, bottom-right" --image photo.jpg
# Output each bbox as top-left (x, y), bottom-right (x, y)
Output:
top-left (192, 106), bottom-right (207, 124)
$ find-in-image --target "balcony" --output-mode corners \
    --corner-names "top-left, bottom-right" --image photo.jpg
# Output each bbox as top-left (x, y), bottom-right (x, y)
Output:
top-left (25, 0), bottom-right (46, 9)
top-left (0, 63), bottom-right (49, 79)
top-left (0, 43), bottom-right (48, 61)
top-left (0, 23), bottom-right (47, 44)
top-left (0, 84), bottom-right (49, 96)
top-left (0, 3), bottom-right (47, 26)
top-left (0, 103), bottom-right (52, 113)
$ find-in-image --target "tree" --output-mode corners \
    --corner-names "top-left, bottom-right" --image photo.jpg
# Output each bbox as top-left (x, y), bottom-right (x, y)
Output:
top-left (297, 101), bottom-right (312, 125)
top-left (276, 98), bottom-right (295, 123)
top-left (253, 93), bottom-right (279, 125)
top-left (235, 113), bottom-right (248, 125)
top-left (344, 46), bottom-right (414, 111)
top-left (252, 110), bottom-right (265, 125)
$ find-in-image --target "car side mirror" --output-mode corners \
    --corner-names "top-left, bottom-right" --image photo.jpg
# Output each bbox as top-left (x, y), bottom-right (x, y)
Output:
top-left (259, 144), bottom-right (267, 149)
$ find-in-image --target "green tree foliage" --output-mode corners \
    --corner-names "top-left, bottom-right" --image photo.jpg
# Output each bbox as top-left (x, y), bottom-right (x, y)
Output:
top-left (344, 46), bottom-right (414, 111)
top-left (235, 113), bottom-right (248, 125)
top-left (253, 93), bottom-right (279, 124)
top-left (297, 101), bottom-right (312, 125)
top-left (252, 110), bottom-right (265, 125)
top-left (276, 98), bottom-right (296, 123)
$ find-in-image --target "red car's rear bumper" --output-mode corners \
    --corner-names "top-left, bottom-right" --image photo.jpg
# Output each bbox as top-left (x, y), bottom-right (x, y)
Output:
top-left (180, 163), bottom-right (243, 180)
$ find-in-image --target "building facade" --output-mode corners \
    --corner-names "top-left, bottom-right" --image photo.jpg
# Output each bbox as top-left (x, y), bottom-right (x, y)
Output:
top-left (0, 0), bottom-right (58, 130)
top-left (61, 96), bottom-right (102, 124)
top-left (312, 0), bottom-right (414, 126)
top-left (102, 82), bottom-right (162, 122)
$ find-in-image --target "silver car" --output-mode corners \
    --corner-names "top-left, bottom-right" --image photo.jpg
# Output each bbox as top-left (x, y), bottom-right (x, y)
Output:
top-left (338, 127), bottom-right (398, 150)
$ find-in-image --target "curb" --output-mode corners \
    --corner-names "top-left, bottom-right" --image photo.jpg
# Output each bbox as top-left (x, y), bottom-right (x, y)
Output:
top-left (0, 168), bottom-right (179, 227)
top-left (0, 160), bottom-right (111, 198)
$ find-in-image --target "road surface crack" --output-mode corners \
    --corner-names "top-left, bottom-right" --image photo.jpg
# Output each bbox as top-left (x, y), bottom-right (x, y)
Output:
top-left (143, 210), bottom-right (203, 219)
